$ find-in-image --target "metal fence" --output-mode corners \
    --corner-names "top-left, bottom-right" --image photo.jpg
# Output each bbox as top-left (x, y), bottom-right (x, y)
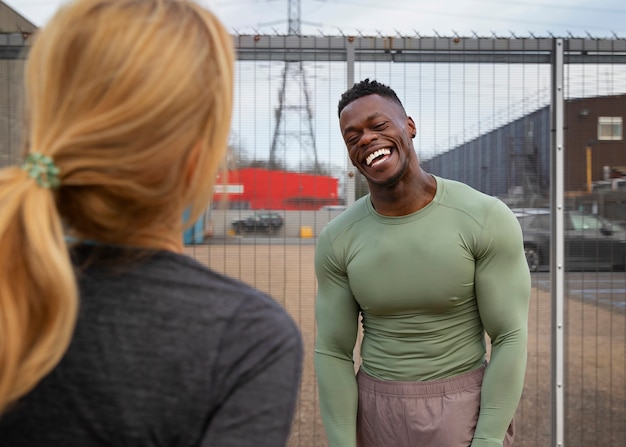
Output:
top-left (2, 31), bottom-right (626, 446)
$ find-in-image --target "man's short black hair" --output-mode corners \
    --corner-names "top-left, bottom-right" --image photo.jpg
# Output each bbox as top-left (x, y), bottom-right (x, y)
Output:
top-left (337, 78), bottom-right (405, 118)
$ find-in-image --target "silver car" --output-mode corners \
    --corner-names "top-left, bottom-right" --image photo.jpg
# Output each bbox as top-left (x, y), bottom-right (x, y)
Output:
top-left (513, 208), bottom-right (626, 272)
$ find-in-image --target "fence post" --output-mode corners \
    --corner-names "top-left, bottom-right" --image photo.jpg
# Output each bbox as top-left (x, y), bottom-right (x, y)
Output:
top-left (550, 37), bottom-right (565, 447)
top-left (344, 37), bottom-right (356, 206)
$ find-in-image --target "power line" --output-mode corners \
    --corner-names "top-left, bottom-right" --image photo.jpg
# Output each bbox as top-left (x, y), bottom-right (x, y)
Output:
top-left (314, 0), bottom-right (626, 16)
top-left (473, 0), bottom-right (626, 16)
top-left (310, 0), bottom-right (626, 35)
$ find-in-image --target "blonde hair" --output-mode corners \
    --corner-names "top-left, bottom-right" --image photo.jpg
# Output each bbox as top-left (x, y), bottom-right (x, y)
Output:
top-left (0, 0), bottom-right (234, 412)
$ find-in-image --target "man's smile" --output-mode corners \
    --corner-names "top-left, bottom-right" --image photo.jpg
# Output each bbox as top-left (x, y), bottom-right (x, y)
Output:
top-left (365, 148), bottom-right (392, 167)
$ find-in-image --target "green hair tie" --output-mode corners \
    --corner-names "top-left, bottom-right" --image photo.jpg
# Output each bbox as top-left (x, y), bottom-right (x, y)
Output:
top-left (22, 153), bottom-right (61, 189)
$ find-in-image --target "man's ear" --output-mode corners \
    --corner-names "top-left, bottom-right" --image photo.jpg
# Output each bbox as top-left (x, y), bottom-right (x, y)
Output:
top-left (407, 116), bottom-right (417, 138)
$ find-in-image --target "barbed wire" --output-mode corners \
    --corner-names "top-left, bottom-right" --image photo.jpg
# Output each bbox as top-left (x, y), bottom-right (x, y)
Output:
top-left (228, 29), bottom-right (626, 40)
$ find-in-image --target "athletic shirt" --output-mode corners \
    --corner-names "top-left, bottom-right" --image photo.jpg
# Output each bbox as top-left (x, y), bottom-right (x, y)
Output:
top-left (0, 244), bottom-right (303, 447)
top-left (314, 176), bottom-right (530, 447)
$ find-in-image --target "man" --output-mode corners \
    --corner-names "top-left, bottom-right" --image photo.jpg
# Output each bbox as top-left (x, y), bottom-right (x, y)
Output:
top-left (314, 79), bottom-right (530, 447)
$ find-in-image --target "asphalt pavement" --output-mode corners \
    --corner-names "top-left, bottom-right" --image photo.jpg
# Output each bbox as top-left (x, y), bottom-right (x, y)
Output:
top-left (532, 272), bottom-right (626, 311)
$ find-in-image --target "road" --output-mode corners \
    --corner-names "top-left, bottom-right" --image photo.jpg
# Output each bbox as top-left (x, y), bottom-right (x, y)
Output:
top-left (204, 235), bottom-right (317, 245)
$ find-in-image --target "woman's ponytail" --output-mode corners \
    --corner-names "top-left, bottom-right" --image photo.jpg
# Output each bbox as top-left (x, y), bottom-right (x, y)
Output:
top-left (0, 159), bottom-right (77, 413)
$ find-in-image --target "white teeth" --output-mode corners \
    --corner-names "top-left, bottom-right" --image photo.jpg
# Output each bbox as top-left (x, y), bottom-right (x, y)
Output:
top-left (366, 148), bottom-right (391, 166)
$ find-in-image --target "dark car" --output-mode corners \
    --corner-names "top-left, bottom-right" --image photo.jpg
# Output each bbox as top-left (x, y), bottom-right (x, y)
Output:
top-left (513, 208), bottom-right (626, 272)
top-left (231, 211), bottom-right (284, 235)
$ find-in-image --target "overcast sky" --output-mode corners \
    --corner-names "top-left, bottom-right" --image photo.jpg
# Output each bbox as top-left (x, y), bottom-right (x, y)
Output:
top-left (5, 0), bottom-right (626, 167)
top-left (5, 0), bottom-right (626, 38)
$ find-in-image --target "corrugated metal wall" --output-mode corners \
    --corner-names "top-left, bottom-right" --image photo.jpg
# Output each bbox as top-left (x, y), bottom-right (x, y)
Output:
top-left (423, 106), bottom-right (552, 199)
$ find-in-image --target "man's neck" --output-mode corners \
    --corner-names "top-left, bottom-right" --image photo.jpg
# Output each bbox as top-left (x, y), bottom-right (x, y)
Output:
top-left (369, 171), bottom-right (436, 217)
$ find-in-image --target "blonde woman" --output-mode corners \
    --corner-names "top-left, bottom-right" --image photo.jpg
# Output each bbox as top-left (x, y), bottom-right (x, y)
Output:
top-left (0, 1), bottom-right (303, 445)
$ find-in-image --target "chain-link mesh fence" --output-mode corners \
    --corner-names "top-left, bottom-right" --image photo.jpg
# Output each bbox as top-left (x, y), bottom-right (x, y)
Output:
top-left (2, 12), bottom-right (625, 446)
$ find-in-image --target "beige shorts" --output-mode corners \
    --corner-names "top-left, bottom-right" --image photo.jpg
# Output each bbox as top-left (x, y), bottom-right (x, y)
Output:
top-left (356, 365), bottom-right (515, 447)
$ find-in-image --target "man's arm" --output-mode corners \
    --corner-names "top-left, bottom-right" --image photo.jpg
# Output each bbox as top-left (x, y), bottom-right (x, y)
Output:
top-left (472, 200), bottom-right (531, 447)
top-left (314, 230), bottom-right (361, 447)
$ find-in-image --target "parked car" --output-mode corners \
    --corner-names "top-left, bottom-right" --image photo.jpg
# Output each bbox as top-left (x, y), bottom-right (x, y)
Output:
top-left (513, 208), bottom-right (626, 272)
top-left (319, 205), bottom-right (347, 212)
top-left (231, 211), bottom-right (284, 235)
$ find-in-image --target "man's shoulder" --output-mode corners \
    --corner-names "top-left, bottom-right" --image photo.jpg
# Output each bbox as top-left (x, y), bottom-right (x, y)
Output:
top-left (437, 176), bottom-right (493, 200)
top-left (436, 176), bottom-right (510, 222)
top-left (320, 196), bottom-right (370, 235)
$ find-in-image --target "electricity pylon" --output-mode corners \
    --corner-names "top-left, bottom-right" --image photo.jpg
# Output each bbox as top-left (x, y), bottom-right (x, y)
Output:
top-left (268, 0), bottom-right (321, 173)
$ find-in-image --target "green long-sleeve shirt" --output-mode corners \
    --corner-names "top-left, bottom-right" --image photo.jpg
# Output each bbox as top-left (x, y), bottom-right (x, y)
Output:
top-left (314, 176), bottom-right (530, 447)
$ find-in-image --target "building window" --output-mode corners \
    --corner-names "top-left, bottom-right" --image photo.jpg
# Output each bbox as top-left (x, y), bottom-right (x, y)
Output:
top-left (597, 117), bottom-right (623, 141)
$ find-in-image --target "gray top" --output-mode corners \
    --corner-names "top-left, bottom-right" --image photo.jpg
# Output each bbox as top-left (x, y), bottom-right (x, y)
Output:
top-left (0, 244), bottom-right (303, 447)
